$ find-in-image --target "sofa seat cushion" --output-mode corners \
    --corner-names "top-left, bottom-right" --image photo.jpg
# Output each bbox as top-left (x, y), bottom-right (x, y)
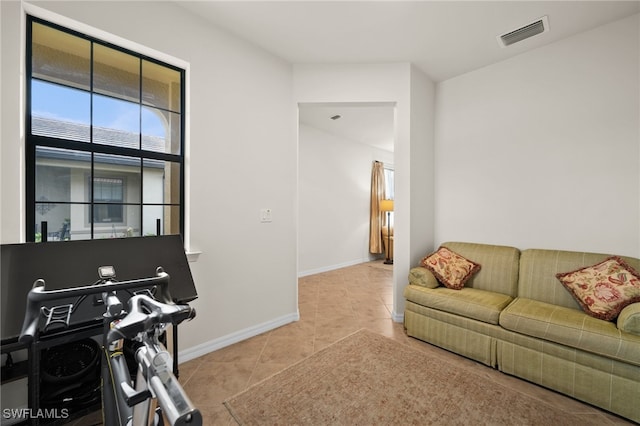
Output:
top-left (500, 297), bottom-right (640, 366)
top-left (403, 284), bottom-right (513, 325)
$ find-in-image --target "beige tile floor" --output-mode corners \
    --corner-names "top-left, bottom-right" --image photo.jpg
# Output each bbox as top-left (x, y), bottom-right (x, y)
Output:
top-left (75, 260), bottom-right (633, 425)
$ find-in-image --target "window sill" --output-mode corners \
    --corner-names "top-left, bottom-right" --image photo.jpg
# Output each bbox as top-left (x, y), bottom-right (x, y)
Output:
top-left (186, 251), bottom-right (201, 263)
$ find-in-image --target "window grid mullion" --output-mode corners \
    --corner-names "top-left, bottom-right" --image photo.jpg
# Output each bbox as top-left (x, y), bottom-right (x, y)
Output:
top-left (90, 38), bottom-right (95, 239)
top-left (139, 58), bottom-right (144, 235)
top-left (29, 135), bottom-right (182, 163)
top-left (25, 18), bottom-right (36, 241)
top-left (179, 69), bottom-right (186, 236)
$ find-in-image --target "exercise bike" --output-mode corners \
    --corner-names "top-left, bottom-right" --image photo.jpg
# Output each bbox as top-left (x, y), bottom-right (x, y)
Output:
top-left (19, 266), bottom-right (202, 426)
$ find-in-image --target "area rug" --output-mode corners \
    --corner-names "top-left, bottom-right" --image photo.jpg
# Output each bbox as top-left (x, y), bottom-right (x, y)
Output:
top-left (224, 329), bottom-right (599, 425)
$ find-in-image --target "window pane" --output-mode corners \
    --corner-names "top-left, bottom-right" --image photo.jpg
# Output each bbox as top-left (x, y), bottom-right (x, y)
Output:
top-left (143, 160), bottom-right (180, 205)
top-left (35, 203), bottom-right (70, 242)
top-left (142, 60), bottom-right (181, 112)
top-left (142, 159), bottom-right (163, 204)
top-left (94, 153), bottom-right (141, 204)
top-left (142, 205), bottom-right (163, 236)
top-left (36, 147), bottom-right (90, 203)
top-left (32, 22), bottom-right (90, 91)
top-left (142, 106), bottom-right (181, 155)
top-left (93, 205), bottom-right (141, 238)
top-left (69, 204), bottom-right (91, 240)
top-left (142, 205), bottom-right (180, 236)
top-left (164, 205), bottom-right (181, 235)
top-left (143, 205), bottom-right (180, 236)
top-left (94, 177), bottom-right (124, 203)
top-left (35, 204), bottom-right (91, 241)
top-left (93, 94), bottom-right (140, 148)
top-left (94, 44), bottom-right (140, 102)
top-left (93, 203), bottom-right (124, 223)
top-left (384, 168), bottom-right (394, 200)
top-left (32, 80), bottom-right (91, 142)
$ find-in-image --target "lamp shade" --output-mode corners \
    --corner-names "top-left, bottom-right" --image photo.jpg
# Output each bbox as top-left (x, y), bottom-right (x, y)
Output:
top-left (380, 199), bottom-right (394, 212)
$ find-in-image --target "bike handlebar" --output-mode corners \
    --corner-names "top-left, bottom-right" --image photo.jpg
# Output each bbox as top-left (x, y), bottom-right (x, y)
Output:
top-left (107, 294), bottom-right (195, 343)
top-left (19, 267), bottom-right (173, 344)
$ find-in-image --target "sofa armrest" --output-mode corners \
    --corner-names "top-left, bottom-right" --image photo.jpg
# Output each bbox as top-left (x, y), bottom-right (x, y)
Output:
top-left (409, 267), bottom-right (439, 289)
top-left (617, 303), bottom-right (640, 336)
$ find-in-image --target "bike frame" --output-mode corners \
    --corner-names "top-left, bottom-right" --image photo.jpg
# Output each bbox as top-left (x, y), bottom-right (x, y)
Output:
top-left (102, 297), bottom-right (200, 426)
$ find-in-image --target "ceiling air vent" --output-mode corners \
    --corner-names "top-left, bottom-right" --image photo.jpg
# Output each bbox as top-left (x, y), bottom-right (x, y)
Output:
top-left (498, 16), bottom-right (549, 47)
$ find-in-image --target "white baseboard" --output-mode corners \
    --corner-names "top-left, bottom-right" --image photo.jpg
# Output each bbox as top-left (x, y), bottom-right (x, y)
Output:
top-left (392, 311), bottom-right (404, 323)
top-left (178, 311), bottom-right (300, 363)
top-left (298, 258), bottom-right (368, 277)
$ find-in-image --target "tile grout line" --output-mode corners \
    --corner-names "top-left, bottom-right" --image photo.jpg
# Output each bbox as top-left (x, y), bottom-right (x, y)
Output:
top-left (243, 328), bottom-right (274, 391)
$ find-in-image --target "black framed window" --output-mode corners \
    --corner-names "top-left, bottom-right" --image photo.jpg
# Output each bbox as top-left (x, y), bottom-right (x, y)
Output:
top-left (26, 17), bottom-right (185, 242)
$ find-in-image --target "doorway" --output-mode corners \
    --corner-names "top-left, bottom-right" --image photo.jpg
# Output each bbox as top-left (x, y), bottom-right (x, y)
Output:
top-left (297, 102), bottom-right (396, 277)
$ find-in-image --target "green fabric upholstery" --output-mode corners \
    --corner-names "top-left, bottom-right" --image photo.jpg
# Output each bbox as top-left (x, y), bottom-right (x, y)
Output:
top-left (404, 284), bottom-right (513, 325)
top-left (441, 242), bottom-right (520, 296)
top-left (518, 249), bottom-right (640, 310)
top-left (618, 303), bottom-right (640, 336)
top-left (404, 307), bottom-right (499, 367)
top-left (404, 241), bottom-right (640, 423)
top-left (408, 267), bottom-right (439, 288)
top-left (500, 297), bottom-right (640, 366)
top-left (497, 321), bottom-right (640, 380)
top-left (497, 340), bottom-right (640, 422)
top-left (405, 300), bottom-right (513, 342)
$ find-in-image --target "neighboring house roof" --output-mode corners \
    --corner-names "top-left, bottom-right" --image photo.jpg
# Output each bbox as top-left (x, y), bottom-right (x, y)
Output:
top-left (32, 116), bottom-right (167, 152)
top-left (33, 116), bottom-right (166, 168)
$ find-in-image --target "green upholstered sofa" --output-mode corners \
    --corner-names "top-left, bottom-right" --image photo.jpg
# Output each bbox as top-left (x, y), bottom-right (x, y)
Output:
top-left (404, 241), bottom-right (640, 422)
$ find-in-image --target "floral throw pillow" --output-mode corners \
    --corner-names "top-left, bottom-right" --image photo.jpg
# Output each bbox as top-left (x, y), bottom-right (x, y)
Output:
top-left (556, 257), bottom-right (640, 321)
top-left (420, 247), bottom-right (481, 290)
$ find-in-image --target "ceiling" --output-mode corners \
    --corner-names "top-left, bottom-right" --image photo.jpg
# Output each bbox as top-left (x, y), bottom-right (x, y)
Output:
top-left (298, 103), bottom-right (395, 151)
top-left (178, 1), bottom-right (639, 83)
top-left (177, 1), bottom-right (639, 151)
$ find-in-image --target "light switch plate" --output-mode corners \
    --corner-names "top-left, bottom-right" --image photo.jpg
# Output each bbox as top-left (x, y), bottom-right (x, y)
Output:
top-left (260, 208), bottom-right (272, 223)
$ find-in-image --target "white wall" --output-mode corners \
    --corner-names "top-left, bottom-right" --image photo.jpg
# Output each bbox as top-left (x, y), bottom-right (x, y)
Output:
top-left (409, 65), bottom-right (437, 266)
top-left (434, 14), bottom-right (640, 257)
top-left (298, 122), bottom-right (393, 276)
top-left (1, 1), bottom-right (298, 359)
top-left (294, 64), bottom-right (436, 320)
top-left (0, 1), bottom-right (22, 245)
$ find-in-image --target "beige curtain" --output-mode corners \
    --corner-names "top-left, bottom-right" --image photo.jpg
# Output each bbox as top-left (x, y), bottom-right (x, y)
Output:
top-left (369, 161), bottom-right (385, 254)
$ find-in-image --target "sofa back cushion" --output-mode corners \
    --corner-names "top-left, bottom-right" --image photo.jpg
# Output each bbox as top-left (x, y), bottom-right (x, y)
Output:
top-left (519, 249), bottom-right (640, 310)
top-left (440, 242), bottom-right (520, 297)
